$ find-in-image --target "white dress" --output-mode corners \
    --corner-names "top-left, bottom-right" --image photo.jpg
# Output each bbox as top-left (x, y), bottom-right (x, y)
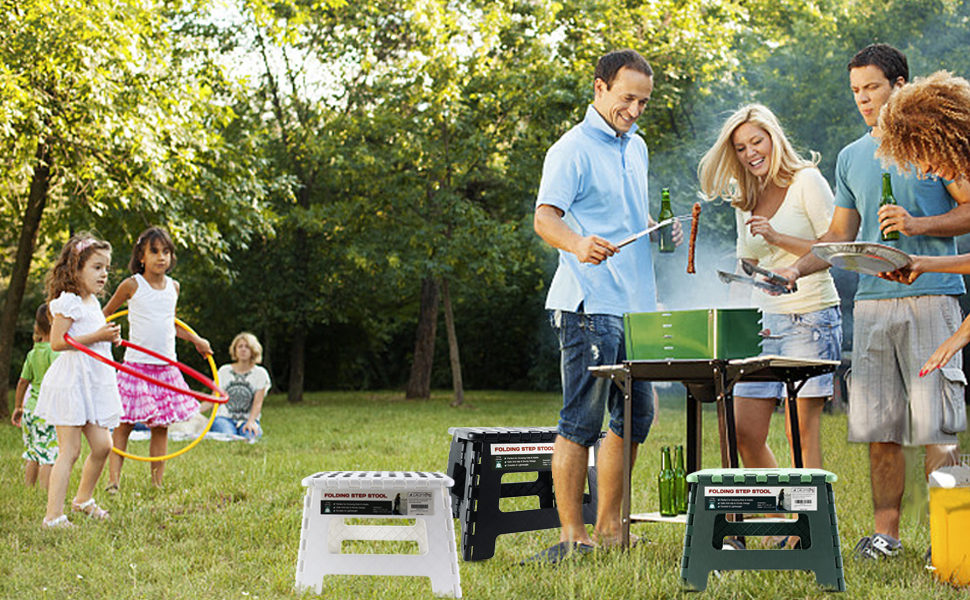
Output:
top-left (35, 292), bottom-right (122, 428)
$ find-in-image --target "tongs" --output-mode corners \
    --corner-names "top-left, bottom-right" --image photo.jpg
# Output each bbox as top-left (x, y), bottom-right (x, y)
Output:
top-left (741, 259), bottom-right (797, 293)
top-left (717, 259), bottom-right (797, 294)
top-left (616, 215), bottom-right (691, 249)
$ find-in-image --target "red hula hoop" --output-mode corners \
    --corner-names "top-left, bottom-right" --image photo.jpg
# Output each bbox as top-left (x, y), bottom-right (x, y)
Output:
top-left (64, 334), bottom-right (228, 404)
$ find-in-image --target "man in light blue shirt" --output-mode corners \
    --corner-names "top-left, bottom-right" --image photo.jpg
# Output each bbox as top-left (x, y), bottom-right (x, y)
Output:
top-left (531, 49), bottom-right (680, 562)
top-left (783, 43), bottom-right (970, 560)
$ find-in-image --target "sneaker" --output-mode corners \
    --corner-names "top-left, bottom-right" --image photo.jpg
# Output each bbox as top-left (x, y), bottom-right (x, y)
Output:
top-left (854, 533), bottom-right (902, 559)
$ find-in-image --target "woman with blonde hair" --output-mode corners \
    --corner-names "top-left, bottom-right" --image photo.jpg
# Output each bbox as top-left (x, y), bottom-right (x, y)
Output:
top-left (209, 332), bottom-right (271, 441)
top-left (698, 104), bottom-right (842, 479)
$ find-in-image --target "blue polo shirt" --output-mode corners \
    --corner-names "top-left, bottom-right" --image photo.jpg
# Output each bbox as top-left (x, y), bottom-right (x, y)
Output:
top-left (538, 105), bottom-right (657, 316)
top-left (834, 132), bottom-right (965, 300)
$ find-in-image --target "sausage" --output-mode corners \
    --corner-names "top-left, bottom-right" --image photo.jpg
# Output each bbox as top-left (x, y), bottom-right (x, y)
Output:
top-left (687, 202), bottom-right (701, 274)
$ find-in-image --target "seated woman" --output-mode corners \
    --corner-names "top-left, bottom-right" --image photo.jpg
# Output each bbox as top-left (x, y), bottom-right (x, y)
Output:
top-left (209, 332), bottom-right (271, 441)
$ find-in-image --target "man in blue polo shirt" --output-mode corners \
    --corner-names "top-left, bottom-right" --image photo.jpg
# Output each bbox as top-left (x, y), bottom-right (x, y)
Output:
top-left (531, 49), bottom-right (680, 563)
top-left (782, 43), bottom-right (970, 560)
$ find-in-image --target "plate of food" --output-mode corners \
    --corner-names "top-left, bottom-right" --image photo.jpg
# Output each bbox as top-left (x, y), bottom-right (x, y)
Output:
top-left (811, 242), bottom-right (912, 276)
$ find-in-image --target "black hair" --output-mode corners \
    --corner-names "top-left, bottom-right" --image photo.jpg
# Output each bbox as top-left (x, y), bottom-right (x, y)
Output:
top-left (848, 43), bottom-right (909, 85)
top-left (129, 226), bottom-right (177, 274)
top-left (594, 49), bottom-right (653, 89)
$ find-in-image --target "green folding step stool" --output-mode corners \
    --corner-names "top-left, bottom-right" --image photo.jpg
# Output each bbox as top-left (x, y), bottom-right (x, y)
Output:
top-left (680, 468), bottom-right (845, 592)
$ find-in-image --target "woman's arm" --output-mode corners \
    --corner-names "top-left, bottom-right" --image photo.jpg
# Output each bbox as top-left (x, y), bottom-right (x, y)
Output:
top-left (242, 388), bottom-right (266, 435)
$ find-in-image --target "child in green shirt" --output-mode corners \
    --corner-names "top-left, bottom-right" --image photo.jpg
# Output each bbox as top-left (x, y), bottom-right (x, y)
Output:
top-left (11, 303), bottom-right (60, 489)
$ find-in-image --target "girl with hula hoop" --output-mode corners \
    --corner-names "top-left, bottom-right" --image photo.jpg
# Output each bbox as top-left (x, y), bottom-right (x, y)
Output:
top-left (102, 227), bottom-right (212, 491)
top-left (35, 234), bottom-right (122, 528)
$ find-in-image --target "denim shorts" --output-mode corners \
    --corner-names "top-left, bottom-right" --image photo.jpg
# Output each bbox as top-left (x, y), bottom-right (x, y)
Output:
top-left (733, 306), bottom-right (842, 399)
top-left (550, 310), bottom-right (653, 447)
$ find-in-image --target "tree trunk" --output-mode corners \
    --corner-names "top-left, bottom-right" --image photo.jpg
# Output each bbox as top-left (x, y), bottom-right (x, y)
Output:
top-left (0, 139), bottom-right (52, 419)
top-left (441, 278), bottom-right (464, 407)
top-left (405, 276), bottom-right (439, 399)
top-left (287, 325), bottom-right (306, 403)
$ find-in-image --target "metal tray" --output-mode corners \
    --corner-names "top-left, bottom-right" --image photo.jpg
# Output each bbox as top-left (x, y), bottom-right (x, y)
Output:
top-left (812, 242), bottom-right (911, 276)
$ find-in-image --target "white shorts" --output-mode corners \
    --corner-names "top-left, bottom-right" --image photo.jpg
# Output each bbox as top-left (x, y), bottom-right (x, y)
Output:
top-left (848, 296), bottom-right (967, 445)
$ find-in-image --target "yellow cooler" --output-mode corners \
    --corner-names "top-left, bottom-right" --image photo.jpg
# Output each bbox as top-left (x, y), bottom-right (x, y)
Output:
top-left (930, 465), bottom-right (970, 587)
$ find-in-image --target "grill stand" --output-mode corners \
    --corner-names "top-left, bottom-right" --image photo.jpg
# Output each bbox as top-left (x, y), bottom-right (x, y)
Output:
top-left (591, 357), bottom-right (838, 547)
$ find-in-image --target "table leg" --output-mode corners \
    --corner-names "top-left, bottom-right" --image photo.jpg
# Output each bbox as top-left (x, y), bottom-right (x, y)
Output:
top-left (622, 368), bottom-right (632, 547)
top-left (723, 392), bottom-right (740, 469)
top-left (686, 389), bottom-right (702, 474)
top-left (786, 381), bottom-right (804, 469)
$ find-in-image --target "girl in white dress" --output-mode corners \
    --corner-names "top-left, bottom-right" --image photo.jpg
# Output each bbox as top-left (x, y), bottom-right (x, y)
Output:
top-left (35, 234), bottom-right (122, 528)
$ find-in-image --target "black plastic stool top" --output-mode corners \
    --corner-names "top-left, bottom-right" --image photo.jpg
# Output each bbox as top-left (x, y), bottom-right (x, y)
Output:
top-left (446, 426), bottom-right (598, 561)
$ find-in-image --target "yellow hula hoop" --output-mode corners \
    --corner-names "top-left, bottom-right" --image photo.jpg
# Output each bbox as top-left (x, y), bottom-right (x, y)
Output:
top-left (107, 310), bottom-right (220, 463)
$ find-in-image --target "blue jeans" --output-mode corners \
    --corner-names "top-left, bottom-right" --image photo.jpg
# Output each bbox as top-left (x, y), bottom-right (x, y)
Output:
top-left (550, 310), bottom-right (653, 447)
top-left (734, 306), bottom-right (842, 399)
top-left (210, 416), bottom-right (262, 440)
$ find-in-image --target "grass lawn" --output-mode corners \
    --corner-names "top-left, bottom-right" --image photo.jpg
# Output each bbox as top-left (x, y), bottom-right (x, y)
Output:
top-left (2, 387), bottom-right (968, 599)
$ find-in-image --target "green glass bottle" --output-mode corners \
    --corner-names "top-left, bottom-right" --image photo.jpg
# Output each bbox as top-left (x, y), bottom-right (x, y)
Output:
top-left (674, 444), bottom-right (688, 514)
top-left (880, 173), bottom-right (899, 242)
top-left (658, 188), bottom-right (675, 253)
top-left (659, 446), bottom-right (676, 517)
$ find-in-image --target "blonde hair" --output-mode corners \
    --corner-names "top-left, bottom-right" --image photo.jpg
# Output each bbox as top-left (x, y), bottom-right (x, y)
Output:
top-left (698, 104), bottom-right (819, 212)
top-left (230, 332), bottom-right (263, 364)
top-left (877, 70), bottom-right (970, 179)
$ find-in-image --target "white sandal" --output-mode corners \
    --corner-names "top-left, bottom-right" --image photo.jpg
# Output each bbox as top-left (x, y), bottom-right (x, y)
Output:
top-left (43, 515), bottom-right (74, 529)
top-left (71, 498), bottom-right (109, 521)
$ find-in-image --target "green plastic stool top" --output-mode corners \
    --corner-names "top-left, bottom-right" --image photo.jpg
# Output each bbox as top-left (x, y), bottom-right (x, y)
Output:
top-left (680, 467), bottom-right (845, 592)
top-left (687, 467), bottom-right (838, 485)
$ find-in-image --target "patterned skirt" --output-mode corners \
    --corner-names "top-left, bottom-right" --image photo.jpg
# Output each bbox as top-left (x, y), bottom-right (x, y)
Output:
top-left (117, 362), bottom-right (200, 428)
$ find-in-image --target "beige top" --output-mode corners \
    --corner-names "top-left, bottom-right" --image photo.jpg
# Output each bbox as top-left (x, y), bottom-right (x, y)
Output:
top-left (736, 168), bottom-right (840, 314)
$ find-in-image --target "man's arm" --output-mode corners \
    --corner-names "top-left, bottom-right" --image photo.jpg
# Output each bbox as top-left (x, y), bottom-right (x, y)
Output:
top-left (534, 204), bottom-right (618, 265)
top-left (879, 178), bottom-right (970, 237)
top-left (778, 206), bottom-right (861, 281)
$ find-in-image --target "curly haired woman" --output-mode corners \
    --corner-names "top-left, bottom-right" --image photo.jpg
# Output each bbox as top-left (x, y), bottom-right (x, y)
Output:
top-left (877, 70), bottom-right (970, 375)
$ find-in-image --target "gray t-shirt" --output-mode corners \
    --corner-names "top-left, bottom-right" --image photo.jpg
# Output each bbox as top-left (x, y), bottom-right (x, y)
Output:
top-left (215, 365), bottom-right (271, 422)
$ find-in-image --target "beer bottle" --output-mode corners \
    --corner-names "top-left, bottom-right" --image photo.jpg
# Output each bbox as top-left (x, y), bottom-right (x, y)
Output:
top-left (674, 444), bottom-right (688, 514)
top-left (880, 173), bottom-right (899, 242)
top-left (659, 446), bottom-right (676, 517)
top-left (658, 188), bottom-right (675, 253)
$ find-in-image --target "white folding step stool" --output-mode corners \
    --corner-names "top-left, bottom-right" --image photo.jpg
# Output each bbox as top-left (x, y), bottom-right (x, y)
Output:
top-left (295, 471), bottom-right (462, 598)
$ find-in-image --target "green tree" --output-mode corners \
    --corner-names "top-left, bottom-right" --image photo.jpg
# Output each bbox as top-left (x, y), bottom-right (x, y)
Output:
top-left (0, 0), bottom-right (270, 416)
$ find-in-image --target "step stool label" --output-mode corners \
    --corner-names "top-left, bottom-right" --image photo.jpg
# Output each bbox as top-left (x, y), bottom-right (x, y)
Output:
top-left (490, 443), bottom-right (595, 471)
top-left (490, 443), bottom-right (555, 471)
top-left (703, 486), bottom-right (817, 512)
top-left (321, 491), bottom-right (435, 516)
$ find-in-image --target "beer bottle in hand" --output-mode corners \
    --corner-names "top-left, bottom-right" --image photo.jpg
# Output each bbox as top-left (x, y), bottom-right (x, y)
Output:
top-left (659, 446), bottom-right (676, 516)
top-left (658, 188), bottom-right (675, 253)
top-left (674, 444), bottom-right (688, 514)
top-left (880, 173), bottom-right (899, 242)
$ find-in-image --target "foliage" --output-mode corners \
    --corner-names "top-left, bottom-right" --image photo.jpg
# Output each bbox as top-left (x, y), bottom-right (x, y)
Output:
top-left (6, 0), bottom-right (970, 396)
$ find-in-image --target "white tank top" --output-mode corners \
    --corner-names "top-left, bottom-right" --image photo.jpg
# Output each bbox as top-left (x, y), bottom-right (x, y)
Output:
top-left (123, 274), bottom-right (177, 364)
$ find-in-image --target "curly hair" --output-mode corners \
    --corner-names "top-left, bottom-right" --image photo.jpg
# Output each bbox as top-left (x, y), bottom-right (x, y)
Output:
top-left (877, 71), bottom-right (970, 180)
top-left (697, 103), bottom-right (819, 212)
top-left (45, 233), bottom-right (112, 303)
top-left (129, 226), bottom-right (176, 274)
